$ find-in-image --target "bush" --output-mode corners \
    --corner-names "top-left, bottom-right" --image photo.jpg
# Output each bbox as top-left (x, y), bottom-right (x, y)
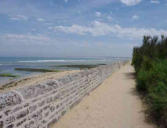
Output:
top-left (147, 60), bottom-right (167, 126)
top-left (132, 36), bottom-right (167, 128)
top-left (136, 68), bottom-right (149, 93)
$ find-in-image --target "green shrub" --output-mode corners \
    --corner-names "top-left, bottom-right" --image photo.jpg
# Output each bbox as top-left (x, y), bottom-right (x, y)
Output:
top-left (146, 60), bottom-right (167, 125)
top-left (148, 82), bottom-right (167, 120)
top-left (132, 35), bottom-right (167, 127)
top-left (136, 69), bottom-right (149, 93)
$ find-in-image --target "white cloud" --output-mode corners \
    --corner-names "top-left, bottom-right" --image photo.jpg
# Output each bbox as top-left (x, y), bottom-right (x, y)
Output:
top-left (2, 34), bottom-right (50, 42)
top-left (64, 0), bottom-right (68, 3)
top-left (95, 11), bottom-right (102, 17)
top-left (37, 18), bottom-right (45, 22)
top-left (31, 28), bottom-right (37, 32)
top-left (52, 21), bottom-right (167, 39)
top-left (132, 15), bottom-right (139, 20)
top-left (150, 0), bottom-right (160, 4)
top-left (120, 0), bottom-right (142, 6)
top-left (51, 24), bottom-right (90, 35)
top-left (107, 16), bottom-right (112, 21)
top-left (10, 15), bottom-right (28, 21)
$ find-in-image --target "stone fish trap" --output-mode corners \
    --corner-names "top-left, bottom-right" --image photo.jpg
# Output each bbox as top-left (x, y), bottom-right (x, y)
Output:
top-left (0, 61), bottom-right (127, 128)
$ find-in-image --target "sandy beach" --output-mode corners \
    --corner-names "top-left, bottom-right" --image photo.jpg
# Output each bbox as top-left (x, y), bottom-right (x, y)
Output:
top-left (50, 63), bottom-right (155, 128)
top-left (0, 70), bottom-right (79, 93)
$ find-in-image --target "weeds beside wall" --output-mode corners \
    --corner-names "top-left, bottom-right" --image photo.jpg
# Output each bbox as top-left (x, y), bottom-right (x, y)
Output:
top-left (132, 35), bottom-right (167, 128)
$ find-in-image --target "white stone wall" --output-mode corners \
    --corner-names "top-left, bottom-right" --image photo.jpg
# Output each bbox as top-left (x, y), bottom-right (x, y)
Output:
top-left (0, 62), bottom-right (126, 128)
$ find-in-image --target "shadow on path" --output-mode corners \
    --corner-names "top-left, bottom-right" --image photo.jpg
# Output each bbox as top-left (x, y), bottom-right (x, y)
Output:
top-left (124, 72), bottom-right (136, 79)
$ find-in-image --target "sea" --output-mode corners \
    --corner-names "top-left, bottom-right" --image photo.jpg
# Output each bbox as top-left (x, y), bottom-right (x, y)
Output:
top-left (0, 57), bottom-right (129, 85)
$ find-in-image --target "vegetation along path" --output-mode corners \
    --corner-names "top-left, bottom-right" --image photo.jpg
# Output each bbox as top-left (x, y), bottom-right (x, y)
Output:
top-left (51, 63), bottom-right (155, 128)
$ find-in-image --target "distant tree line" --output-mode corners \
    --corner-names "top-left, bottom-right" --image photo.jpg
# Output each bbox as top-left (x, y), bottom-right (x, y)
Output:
top-left (132, 35), bottom-right (167, 128)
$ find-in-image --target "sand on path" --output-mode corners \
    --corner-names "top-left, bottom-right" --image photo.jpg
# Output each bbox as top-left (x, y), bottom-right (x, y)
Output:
top-left (51, 63), bottom-right (155, 128)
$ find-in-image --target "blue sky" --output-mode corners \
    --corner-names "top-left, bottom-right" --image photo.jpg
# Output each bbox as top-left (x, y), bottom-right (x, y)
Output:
top-left (0, 0), bottom-right (167, 57)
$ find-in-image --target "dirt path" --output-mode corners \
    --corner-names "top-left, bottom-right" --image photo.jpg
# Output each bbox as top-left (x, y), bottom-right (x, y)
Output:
top-left (51, 63), bottom-right (155, 128)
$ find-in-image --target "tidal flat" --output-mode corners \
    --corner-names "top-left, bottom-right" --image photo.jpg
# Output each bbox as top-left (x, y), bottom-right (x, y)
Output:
top-left (15, 68), bottom-right (59, 72)
top-left (53, 64), bottom-right (106, 69)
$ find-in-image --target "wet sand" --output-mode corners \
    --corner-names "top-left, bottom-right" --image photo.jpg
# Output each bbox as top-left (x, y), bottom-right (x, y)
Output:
top-left (51, 63), bottom-right (155, 128)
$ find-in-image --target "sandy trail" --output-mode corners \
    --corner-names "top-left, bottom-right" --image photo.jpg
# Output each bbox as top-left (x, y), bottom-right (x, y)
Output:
top-left (51, 63), bottom-right (155, 128)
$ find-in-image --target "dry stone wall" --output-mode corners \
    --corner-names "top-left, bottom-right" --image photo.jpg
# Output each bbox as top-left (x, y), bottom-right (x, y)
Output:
top-left (0, 61), bottom-right (127, 128)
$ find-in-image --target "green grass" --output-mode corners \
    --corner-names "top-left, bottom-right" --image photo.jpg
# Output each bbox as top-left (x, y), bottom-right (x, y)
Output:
top-left (54, 64), bottom-right (106, 69)
top-left (0, 73), bottom-right (18, 77)
top-left (15, 68), bottom-right (59, 72)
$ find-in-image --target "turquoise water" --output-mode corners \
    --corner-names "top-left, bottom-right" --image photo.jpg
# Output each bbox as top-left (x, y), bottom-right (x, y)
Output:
top-left (0, 57), bottom-right (129, 84)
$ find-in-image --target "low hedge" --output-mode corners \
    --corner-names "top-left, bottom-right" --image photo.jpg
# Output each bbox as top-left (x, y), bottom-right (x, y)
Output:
top-left (132, 36), bottom-right (167, 128)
